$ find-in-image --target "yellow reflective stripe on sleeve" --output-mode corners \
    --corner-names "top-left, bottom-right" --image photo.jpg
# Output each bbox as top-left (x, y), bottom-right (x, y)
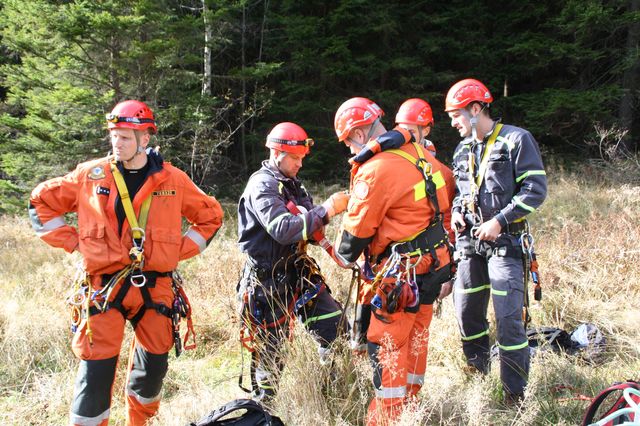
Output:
top-left (456, 284), bottom-right (491, 294)
top-left (302, 310), bottom-right (342, 327)
top-left (266, 212), bottom-right (291, 233)
top-left (498, 340), bottom-right (529, 351)
top-left (516, 170), bottom-right (546, 183)
top-left (514, 195), bottom-right (536, 212)
top-left (461, 329), bottom-right (490, 341)
top-left (491, 287), bottom-right (508, 296)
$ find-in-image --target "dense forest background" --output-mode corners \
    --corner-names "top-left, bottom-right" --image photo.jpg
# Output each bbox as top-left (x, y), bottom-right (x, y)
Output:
top-left (0, 0), bottom-right (639, 212)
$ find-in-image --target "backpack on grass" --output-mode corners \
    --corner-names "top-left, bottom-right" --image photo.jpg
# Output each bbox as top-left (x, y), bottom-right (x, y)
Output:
top-left (190, 399), bottom-right (285, 426)
top-left (581, 380), bottom-right (640, 426)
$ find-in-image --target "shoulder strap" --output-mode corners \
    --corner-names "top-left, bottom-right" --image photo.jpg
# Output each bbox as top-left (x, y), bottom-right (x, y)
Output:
top-left (387, 143), bottom-right (442, 218)
top-left (475, 123), bottom-right (504, 187)
top-left (110, 161), bottom-right (153, 241)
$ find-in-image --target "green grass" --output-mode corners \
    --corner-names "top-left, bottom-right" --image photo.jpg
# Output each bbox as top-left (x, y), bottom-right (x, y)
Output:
top-left (1, 166), bottom-right (639, 425)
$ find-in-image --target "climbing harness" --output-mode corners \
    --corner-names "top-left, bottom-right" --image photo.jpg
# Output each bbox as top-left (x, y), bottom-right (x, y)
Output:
top-left (65, 160), bottom-right (196, 356)
top-left (384, 142), bottom-right (455, 276)
top-left (238, 250), bottom-right (333, 395)
top-left (462, 123), bottom-right (504, 228)
top-left (368, 247), bottom-right (420, 323)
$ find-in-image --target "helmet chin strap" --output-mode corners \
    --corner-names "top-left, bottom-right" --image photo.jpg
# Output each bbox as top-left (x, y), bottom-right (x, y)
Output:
top-left (365, 117), bottom-right (381, 142)
top-left (462, 105), bottom-right (485, 142)
top-left (121, 131), bottom-right (145, 163)
top-left (273, 150), bottom-right (287, 170)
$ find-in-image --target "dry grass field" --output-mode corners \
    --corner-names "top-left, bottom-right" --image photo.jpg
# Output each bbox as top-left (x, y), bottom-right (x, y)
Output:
top-left (1, 166), bottom-right (639, 425)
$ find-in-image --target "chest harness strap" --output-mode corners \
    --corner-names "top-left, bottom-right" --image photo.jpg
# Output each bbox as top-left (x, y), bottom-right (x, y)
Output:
top-left (383, 143), bottom-right (452, 273)
top-left (466, 123), bottom-right (503, 224)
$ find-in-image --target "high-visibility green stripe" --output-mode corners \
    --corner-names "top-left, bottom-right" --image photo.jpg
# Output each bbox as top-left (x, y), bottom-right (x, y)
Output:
top-left (461, 329), bottom-right (489, 341)
top-left (496, 135), bottom-right (515, 150)
top-left (267, 212), bottom-right (290, 233)
top-left (498, 340), bottom-right (529, 351)
top-left (303, 310), bottom-right (342, 327)
top-left (516, 170), bottom-right (546, 183)
top-left (491, 288), bottom-right (508, 296)
top-left (258, 383), bottom-right (275, 389)
top-left (514, 196), bottom-right (536, 212)
top-left (456, 284), bottom-right (491, 294)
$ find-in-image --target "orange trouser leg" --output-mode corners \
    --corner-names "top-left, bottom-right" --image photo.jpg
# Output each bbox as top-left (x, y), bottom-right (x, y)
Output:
top-left (406, 304), bottom-right (433, 397)
top-left (70, 302), bottom-right (125, 426)
top-left (124, 280), bottom-right (173, 426)
top-left (366, 309), bottom-right (418, 426)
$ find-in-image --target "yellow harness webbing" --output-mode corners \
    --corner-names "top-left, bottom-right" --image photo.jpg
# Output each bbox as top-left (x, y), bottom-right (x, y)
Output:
top-left (109, 161), bottom-right (153, 239)
top-left (471, 123), bottom-right (504, 188)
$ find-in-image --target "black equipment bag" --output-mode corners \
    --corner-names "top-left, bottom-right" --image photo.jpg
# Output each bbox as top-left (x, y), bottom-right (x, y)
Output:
top-left (190, 398), bottom-right (285, 426)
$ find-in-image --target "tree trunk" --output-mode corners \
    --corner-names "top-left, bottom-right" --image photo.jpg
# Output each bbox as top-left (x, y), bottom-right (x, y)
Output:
top-left (202, 0), bottom-right (212, 96)
top-left (619, 0), bottom-right (640, 152)
top-left (240, 3), bottom-right (248, 173)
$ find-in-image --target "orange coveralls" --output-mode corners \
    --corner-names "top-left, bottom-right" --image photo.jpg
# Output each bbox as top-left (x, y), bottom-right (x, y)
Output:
top-left (336, 141), bottom-right (454, 425)
top-left (29, 153), bottom-right (223, 426)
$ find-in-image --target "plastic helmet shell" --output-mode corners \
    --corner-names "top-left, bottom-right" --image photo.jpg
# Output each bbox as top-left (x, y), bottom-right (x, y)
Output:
top-left (395, 98), bottom-right (434, 127)
top-left (445, 78), bottom-right (493, 112)
top-left (265, 122), bottom-right (313, 155)
top-left (106, 100), bottom-right (157, 134)
top-left (334, 97), bottom-right (384, 142)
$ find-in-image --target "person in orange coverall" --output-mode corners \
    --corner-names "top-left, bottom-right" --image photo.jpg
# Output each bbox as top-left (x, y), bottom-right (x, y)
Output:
top-left (29, 100), bottom-right (223, 426)
top-left (332, 97), bottom-right (455, 425)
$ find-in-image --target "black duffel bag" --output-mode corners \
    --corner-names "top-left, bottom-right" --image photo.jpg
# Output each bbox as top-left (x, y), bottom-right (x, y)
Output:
top-left (190, 399), bottom-right (285, 426)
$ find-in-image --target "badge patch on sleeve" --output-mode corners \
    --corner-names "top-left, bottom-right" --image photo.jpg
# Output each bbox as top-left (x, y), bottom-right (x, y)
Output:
top-left (153, 190), bottom-right (176, 196)
top-left (88, 166), bottom-right (106, 180)
top-left (353, 181), bottom-right (370, 200)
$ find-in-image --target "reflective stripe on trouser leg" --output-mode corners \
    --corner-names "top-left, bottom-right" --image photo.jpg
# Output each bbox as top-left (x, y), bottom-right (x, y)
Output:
top-left (299, 287), bottom-right (346, 347)
top-left (366, 310), bottom-right (417, 426)
top-left (406, 304), bottom-right (433, 397)
top-left (125, 342), bottom-right (169, 426)
top-left (489, 254), bottom-right (529, 395)
top-left (70, 357), bottom-right (118, 426)
top-left (454, 255), bottom-right (491, 374)
top-left (252, 284), bottom-right (292, 396)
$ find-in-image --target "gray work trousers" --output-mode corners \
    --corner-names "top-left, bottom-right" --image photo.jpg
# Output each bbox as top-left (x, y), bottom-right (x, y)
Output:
top-left (454, 233), bottom-right (529, 396)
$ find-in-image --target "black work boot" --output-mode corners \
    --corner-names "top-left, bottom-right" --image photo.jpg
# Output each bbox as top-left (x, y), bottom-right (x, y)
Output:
top-left (503, 392), bottom-right (524, 408)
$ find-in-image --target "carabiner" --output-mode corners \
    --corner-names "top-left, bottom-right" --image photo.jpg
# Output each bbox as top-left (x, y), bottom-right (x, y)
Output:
top-left (130, 227), bottom-right (146, 249)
